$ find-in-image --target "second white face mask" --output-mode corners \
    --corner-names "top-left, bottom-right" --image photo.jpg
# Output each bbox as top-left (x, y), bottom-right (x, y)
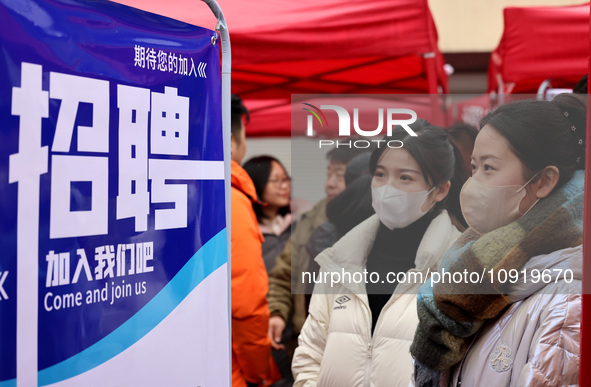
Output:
top-left (371, 185), bottom-right (433, 230)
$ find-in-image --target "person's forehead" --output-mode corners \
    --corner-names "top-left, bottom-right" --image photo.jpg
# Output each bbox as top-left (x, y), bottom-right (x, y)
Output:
top-left (378, 148), bottom-right (419, 170)
top-left (474, 125), bottom-right (511, 156)
top-left (328, 161), bottom-right (347, 170)
top-left (270, 161), bottom-right (286, 175)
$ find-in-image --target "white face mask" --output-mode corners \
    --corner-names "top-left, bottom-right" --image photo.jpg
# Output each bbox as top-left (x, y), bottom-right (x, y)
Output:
top-left (371, 185), bottom-right (435, 230)
top-left (460, 174), bottom-right (539, 235)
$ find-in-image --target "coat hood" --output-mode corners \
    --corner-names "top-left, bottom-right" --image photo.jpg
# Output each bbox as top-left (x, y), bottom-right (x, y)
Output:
top-left (505, 244), bottom-right (582, 302)
top-left (315, 211), bottom-right (461, 295)
top-left (259, 213), bottom-right (292, 236)
top-left (231, 160), bottom-right (257, 203)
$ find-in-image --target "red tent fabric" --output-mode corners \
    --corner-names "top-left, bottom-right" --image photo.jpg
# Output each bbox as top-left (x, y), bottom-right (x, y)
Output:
top-left (112, 0), bottom-right (448, 136)
top-left (488, 3), bottom-right (590, 94)
top-left (581, 6), bottom-right (591, 387)
top-left (290, 95), bottom-right (449, 137)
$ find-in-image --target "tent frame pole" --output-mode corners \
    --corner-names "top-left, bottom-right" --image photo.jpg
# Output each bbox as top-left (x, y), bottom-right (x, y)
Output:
top-left (581, 7), bottom-right (591, 385)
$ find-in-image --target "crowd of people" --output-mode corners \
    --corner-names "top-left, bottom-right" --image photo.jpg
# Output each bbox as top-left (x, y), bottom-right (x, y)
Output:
top-left (229, 91), bottom-right (585, 387)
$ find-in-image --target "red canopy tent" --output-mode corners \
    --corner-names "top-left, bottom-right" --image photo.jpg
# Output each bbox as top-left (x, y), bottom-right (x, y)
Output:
top-left (488, 3), bottom-right (590, 94)
top-left (453, 3), bottom-right (590, 126)
top-left (112, 0), bottom-right (448, 136)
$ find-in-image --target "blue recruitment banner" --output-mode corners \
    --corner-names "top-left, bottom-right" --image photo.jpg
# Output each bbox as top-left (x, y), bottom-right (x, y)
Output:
top-left (0, 0), bottom-right (229, 386)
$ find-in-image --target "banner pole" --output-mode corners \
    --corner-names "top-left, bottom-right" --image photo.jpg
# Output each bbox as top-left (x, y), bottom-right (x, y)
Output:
top-left (200, 2), bottom-right (232, 386)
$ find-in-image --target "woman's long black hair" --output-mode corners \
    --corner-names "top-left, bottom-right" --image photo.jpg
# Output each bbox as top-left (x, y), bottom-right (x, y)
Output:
top-left (243, 155), bottom-right (291, 223)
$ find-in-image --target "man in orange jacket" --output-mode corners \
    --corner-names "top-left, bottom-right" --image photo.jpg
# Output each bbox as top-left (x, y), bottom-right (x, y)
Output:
top-left (230, 95), bottom-right (275, 387)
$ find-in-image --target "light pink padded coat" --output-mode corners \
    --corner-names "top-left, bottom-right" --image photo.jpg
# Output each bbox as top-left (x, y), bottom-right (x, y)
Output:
top-left (450, 245), bottom-right (581, 387)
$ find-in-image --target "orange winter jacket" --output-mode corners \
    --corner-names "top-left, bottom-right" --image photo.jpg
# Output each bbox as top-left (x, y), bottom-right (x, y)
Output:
top-left (230, 160), bottom-right (272, 387)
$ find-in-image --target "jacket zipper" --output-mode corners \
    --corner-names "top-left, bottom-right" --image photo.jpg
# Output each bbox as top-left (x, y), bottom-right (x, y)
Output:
top-left (360, 294), bottom-right (373, 387)
top-left (455, 333), bottom-right (480, 387)
top-left (364, 342), bottom-right (372, 387)
top-left (361, 291), bottom-right (404, 387)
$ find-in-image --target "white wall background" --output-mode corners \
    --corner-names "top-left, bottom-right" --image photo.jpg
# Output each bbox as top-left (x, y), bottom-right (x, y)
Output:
top-left (428, 0), bottom-right (584, 52)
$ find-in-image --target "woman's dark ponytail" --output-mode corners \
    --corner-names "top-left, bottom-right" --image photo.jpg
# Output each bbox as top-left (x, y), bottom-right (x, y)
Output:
top-left (481, 93), bottom-right (586, 189)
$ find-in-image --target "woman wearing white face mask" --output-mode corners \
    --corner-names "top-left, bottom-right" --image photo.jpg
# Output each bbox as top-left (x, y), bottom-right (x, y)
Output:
top-left (410, 93), bottom-right (586, 387)
top-left (292, 122), bottom-right (467, 387)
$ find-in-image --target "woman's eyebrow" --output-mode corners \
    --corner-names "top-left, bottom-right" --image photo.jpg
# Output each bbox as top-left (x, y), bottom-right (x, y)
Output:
top-left (397, 168), bottom-right (420, 174)
top-left (472, 154), bottom-right (501, 162)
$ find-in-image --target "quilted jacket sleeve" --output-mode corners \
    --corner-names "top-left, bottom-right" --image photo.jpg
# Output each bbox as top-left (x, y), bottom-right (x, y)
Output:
top-left (231, 187), bottom-right (271, 384)
top-left (292, 284), bottom-right (331, 387)
top-left (516, 292), bottom-right (581, 387)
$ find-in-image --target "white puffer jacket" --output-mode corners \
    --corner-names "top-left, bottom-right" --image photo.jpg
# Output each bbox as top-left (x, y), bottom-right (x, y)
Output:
top-left (292, 212), bottom-right (461, 387)
top-left (449, 245), bottom-right (582, 387)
